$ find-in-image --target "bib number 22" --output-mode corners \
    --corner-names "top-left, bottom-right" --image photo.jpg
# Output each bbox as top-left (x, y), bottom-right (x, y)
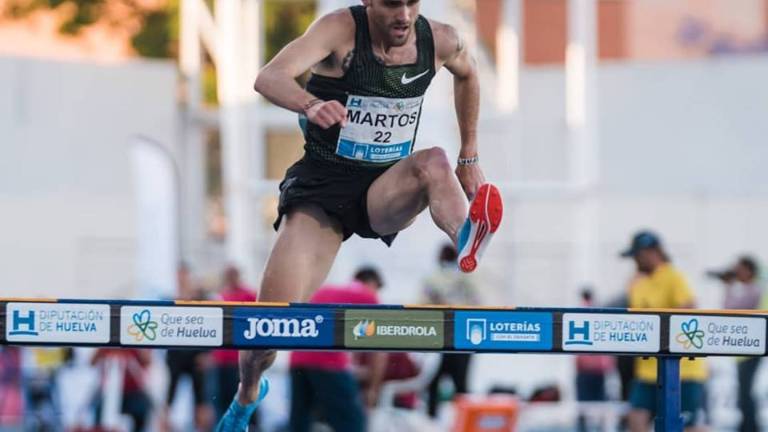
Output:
top-left (373, 131), bottom-right (392, 143)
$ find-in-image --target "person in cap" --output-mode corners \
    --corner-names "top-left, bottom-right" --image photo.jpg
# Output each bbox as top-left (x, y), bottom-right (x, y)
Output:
top-left (621, 230), bottom-right (707, 432)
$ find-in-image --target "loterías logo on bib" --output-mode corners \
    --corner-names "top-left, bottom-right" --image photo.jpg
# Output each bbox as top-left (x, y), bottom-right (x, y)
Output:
top-left (243, 315), bottom-right (323, 339)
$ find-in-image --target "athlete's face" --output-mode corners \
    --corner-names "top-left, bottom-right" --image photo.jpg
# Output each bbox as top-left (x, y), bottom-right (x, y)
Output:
top-left (365, 0), bottom-right (421, 47)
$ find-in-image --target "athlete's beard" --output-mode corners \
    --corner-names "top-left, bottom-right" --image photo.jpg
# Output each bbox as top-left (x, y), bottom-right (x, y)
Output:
top-left (387, 23), bottom-right (412, 47)
top-left (377, 22), bottom-right (413, 47)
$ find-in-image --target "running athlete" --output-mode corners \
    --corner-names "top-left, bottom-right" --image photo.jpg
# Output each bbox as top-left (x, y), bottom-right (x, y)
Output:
top-left (217, 1), bottom-right (503, 429)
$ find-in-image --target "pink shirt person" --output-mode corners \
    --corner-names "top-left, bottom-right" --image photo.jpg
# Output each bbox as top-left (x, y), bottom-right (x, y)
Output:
top-left (290, 281), bottom-right (379, 371)
top-left (213, 267), bottom-right (258, 366)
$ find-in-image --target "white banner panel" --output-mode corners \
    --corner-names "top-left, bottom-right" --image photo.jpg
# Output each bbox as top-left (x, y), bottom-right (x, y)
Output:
top-left (669, 315), bottom-right (766, 355)
top-left (120, 306), bottom-right (222, 347)
top-left (562, 313), bottom-right (660, 353)
top-left (6, 303), bottom-right (110, 343)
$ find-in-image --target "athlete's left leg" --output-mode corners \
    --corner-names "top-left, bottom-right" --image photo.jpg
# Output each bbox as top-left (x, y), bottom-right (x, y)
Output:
top-left (367, 146), bottom-right (502, 272)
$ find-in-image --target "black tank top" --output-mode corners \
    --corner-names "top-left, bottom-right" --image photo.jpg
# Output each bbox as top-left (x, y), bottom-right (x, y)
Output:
top-left (300, 5), bottom-right (436, 170)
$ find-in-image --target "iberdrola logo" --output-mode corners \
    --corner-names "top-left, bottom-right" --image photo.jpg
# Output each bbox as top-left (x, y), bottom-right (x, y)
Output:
top-left (353, 320), bottom-right (376, 339)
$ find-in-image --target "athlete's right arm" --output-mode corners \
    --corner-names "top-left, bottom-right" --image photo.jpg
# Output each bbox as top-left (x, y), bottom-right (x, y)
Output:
top-left (253, 10), bottom-right (351, 129)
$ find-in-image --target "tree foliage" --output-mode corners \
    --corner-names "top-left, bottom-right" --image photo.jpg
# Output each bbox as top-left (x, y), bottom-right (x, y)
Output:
top-left (3, 0), bottom-right (178, 58)
top-left (2, 0), bottom-right (316, 68)
top-left (264, 0), bottom-right (314, 63)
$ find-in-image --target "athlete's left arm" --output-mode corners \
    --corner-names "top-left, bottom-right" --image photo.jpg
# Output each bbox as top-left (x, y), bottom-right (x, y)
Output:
top-left (434, 22), bottom-right (485, 198)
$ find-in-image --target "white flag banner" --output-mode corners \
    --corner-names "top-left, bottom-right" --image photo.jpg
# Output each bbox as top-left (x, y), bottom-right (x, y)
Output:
top-left (131, 136), bottom-right (178, 299)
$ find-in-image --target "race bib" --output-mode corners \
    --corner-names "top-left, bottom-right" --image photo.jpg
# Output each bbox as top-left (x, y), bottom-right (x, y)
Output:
top-left (336, 95), bottom-right (423, 164)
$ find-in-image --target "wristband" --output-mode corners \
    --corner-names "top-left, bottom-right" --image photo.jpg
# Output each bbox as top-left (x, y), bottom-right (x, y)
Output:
top-left (457, 155), bottom-right (479, 166)
top-left (302, 98), bottom-right (323, 114)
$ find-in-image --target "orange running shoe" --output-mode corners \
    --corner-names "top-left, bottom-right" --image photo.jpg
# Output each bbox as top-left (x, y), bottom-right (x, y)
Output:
top-left (457, 183), bottom-right (504, 273)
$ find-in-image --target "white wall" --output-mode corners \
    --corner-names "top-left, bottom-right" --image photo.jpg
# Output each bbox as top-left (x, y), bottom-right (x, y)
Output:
top-left (599, 56), bottom-right (768, 195)
top-left (0, 56), bottom-right (178, 299)
top-left (477, 55), bottom-right (768, 191)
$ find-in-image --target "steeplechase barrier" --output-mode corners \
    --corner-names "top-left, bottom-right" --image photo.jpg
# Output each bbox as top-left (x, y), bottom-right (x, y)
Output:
top-left (2, 299), bottom-right (766, 431)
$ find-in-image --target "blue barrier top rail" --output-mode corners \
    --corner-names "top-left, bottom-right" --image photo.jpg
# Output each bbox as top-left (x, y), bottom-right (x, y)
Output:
top-left (1, 299), bottom-right (765, 356)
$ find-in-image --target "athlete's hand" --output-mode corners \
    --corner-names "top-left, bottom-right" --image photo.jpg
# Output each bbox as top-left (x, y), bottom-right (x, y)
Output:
top-left (456, 163), bottom-right (486, 200)
top-left (305, 100), bottom-right (348, 129)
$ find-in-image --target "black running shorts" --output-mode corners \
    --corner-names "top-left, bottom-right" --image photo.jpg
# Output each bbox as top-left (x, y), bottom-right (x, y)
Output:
top-left (274, 154), bottom-right (397, 246)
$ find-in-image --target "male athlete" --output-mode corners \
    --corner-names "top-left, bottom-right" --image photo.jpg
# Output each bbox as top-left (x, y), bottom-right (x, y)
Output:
top-left (217, 1), bottom-right (503, 429)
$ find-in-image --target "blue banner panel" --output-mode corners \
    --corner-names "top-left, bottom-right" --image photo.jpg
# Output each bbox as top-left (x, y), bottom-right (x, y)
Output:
top-left (232, 308), bottom-right (335, 348)
top-left (454, 311), bottom-right (553, 351)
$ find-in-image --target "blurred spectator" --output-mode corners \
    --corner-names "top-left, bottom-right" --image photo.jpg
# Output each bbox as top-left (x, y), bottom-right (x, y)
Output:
top-left (92, 348), bottom-right (153, 432)
top-left (211, 266), bottom-right (258, 423)
top-left (422, 244), bottom-right (479, 418)
top-left (353, 267), bottom-right (420, 410)
top-left (289, 267), bottom-right (387, 432)
top-left (621, 231), bottom-right (707, 432)
top-left (354, 350), bottom-right (420, 409)
top-left (23, 347), bottom-right (73, 431)
top-left (574, 288), bottom-right (615, 432)
top-left (709, 255), bottom-right (762, 432)
top-left (605, 293), bottom-right (635, 404)
top-left (0, 347), bottom-right (23, 428)
top-left (709, 255), bottom-right (763, 310)
top-left (162, 262), bottom-right (213, 432)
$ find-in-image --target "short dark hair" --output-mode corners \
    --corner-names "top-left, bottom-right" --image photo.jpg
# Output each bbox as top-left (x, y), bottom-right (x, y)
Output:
top-left (738, 256), bottom-right (759, 277)
top-left (580, 288), bottom-right (593, 303)
top-left (354, 266), bottom-right (384, 288)
top-left (439, 243), bottom-right (457, 264)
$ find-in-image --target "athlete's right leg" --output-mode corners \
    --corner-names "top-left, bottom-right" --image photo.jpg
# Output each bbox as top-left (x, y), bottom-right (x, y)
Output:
top-left (216, 205), bottom-right (343, 431)
top-left (238, 205), bottom-right (342, 399)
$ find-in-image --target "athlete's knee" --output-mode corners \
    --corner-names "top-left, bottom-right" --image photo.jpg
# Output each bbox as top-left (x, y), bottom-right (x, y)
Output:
top-left (415, 147), bottom-right (452, 184)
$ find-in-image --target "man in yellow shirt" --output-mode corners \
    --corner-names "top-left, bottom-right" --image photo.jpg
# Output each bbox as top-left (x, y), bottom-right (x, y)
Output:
top-left (622, 231), bottom-right (707, 432)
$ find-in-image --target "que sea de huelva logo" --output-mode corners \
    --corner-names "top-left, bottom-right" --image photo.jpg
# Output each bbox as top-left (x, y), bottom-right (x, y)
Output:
top-left (127, 309), bottom-right (158, 342)
top-left (676, 318), bottom-right (705, 349)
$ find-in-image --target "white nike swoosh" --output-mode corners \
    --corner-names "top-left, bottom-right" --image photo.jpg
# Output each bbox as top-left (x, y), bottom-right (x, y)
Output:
top-left (401, 70), bottom-right (429, 85)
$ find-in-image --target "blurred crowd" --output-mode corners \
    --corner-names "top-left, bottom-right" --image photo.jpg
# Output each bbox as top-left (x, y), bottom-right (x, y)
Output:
top-left (576, 231), bottom-right (765, 432)
top-left (0, 232), bottom-right (766, 432)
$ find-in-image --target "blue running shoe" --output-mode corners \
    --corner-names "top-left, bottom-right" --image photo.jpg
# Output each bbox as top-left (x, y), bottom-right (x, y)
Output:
top-left (215, 376), bottom-right (269, 432)
top-left (457, 183), bottom-right (503, 273)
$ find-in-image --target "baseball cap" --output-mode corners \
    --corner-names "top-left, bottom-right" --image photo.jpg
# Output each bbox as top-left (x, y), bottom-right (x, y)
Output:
top-left (620, 230), bottom-right (663, 258)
